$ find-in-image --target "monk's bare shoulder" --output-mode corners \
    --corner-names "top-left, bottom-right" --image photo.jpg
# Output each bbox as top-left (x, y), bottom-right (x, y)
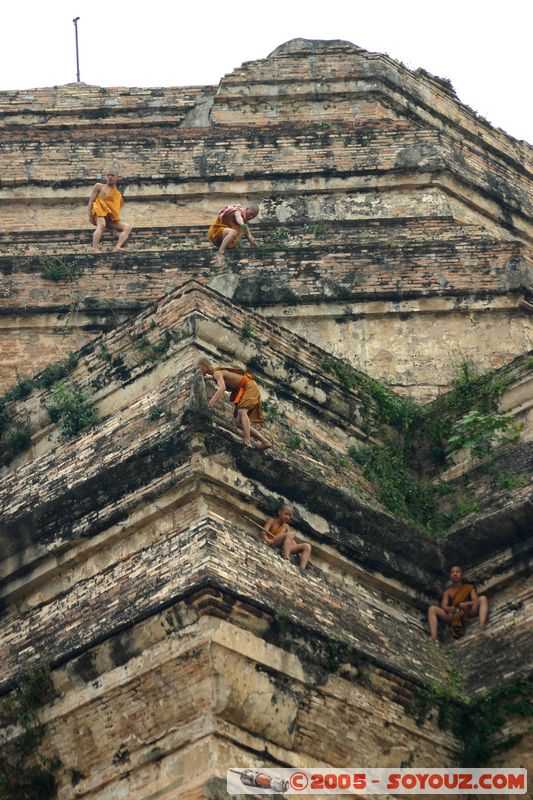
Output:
top-left (93, 182), bottom-right (104, 191)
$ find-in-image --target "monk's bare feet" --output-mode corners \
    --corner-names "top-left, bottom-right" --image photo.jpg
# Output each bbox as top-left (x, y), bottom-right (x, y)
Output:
top-left (92, 248), bottom-right (100, 255)
top-left (243, 441), bottom-right (253, 448)
top-left (258, 442), bottom-right (272, 451)
top-left (112, 246), bottom-right (126, 253)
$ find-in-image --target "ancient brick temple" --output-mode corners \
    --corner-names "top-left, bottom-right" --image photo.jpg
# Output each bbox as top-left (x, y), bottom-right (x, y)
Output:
top-left (0, 39), bottom-right (531, 800)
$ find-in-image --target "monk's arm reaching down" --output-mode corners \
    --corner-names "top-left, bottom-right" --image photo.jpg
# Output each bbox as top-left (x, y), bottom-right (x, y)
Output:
top-left (88, 183), bottom-right (103, 221)
top-left (233, 209), bottom-right (257, 246)
top-left (244, 225), bottom-right (257, 246)
top-left (208, 370), bottom-right (227, 408)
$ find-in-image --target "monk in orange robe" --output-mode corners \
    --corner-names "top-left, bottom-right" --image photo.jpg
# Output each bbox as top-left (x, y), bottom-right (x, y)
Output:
top-left (197, 358), bottom-right (271, 450)
top-left (428, 565), bottom-right (489, 640)
top-left (208, 204), bottom-right (259, 259)
top-left (88, 170), bottom-right (133, 254)
top-left (261, 503), bottom-right (312, 570)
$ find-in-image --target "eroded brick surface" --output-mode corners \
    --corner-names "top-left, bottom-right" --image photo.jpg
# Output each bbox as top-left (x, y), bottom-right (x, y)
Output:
top-left (0, 38), bottom-right (531, 800)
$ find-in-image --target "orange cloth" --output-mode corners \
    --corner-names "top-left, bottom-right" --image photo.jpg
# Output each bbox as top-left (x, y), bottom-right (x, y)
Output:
top-left (450, 583), bottom-right (474, 638)
top-left (215, 366), bottom-right (265, 424)
top-left (91, 186), bottom-right (124, 224)
top-left (232, 377), bottom-right (264, 423)
top-left (208, 205), bottom-right (245, 248)
top-left (229, 374), bottom-right (251, 406)
top-left (451, 583), bottom-right (474, 608)
top-left (265, 520), bottom-right (285, 541)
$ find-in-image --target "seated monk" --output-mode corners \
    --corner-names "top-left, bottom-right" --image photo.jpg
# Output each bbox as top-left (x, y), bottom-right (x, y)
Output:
top-left (260, 503), bottom-right (312, 570)
top-left (197, 358), bottom-right (271, 450)
top-left (208, 204), bottom-right (259, 258)
top-left (428, 565), bottom-right (489, 641)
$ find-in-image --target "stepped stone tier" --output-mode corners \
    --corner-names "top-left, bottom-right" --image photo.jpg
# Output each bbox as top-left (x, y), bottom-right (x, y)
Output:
top-left (0, 39), bottom-right (531, 800)
top-left (1, 38), bottom-right (532, 398)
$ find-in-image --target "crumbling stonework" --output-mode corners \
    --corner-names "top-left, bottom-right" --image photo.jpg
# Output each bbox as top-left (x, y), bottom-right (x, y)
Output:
top-left (0, 38), bottom-right (531, 800)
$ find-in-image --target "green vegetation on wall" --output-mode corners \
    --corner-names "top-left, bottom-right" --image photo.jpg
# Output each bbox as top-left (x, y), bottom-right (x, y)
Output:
top-left (39, 255), bottom-right (79, 283)
top-left (133, 331), bottom-right (172, 363)
top-left (447, 410), bottom-right (521, 460)
top-left (46, 382), bottom-right (97, 438)
top-left (419, 360), bottom-right (518, 463)
top-left (0, 353), bottom-right (82, 463)
top-left (412, 677), bottom-right (532, 766)
top-left (322, 356), bottom-right (417, 431)
top-left (0, 667), bottom-right (59, 800)
top-left (324, 357), bottom-right (525, 534)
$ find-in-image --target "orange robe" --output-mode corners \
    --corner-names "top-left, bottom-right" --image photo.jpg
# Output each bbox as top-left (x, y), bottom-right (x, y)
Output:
top-left (264, 520), bottom-right (285, 542)
top-left (451, 583), bottom-right (474, 608)
top-left (215, 366), bottom-right (265, 424)
top-left (91, 186), bottom-right (124, 225)
top-left (208, 205), bottom-right (246, 248)
top-left (450, 583), bottom-right (474, 638)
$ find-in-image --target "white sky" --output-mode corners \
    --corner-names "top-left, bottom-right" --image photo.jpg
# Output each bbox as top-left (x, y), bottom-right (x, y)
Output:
top-left (1, 0), bottom-right (531, 143)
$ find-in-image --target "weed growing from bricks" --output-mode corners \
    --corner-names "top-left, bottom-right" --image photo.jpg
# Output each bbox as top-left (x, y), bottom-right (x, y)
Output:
top-left (0, 665), bottom-right (59, 800)
top-left (149, 405), bottom-right (174, 422)
top-left (239, 320), bottom-right (253, 342)
top-left (37, 352), bottom-right (79, 389)
top-left (5, 420), bottom-right (32, 455)
top-left (322, 355), bottom-right (417, 430)
top-left (498, 474), bottom-right (529, 491)
top-left (46, 382), bottom-right (97, 438)
top-left (98, 343), bottom-right (112, 362)
top-left (410, 676), bottom-right (533, 766)
top-left (302, 222), bottom-right (329, 238)
top-left (5, 377), bottom-right (34, 403)
top-left (262, 399), bottom-right (281, 423)
top-left (133, 331), bottom-right (172, 364)
top-left (447, 410), bottom-right (521, 461)
top-left (286, 434), bottom-right (302, 450)
top-left (39, 255), bottom-right (79, 283)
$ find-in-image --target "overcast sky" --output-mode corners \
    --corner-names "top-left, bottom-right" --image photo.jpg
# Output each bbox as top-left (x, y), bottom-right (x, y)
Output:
top-left (1, 0), bottom-right (531, 143)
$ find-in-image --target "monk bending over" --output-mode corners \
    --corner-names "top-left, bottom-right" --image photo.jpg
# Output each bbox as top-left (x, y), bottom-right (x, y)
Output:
top-left (261, 503), bottom-right (312, 570)
top-left (88, 170), bottom-right (133, 254)
top-left (197, 358), bottom-right (271, 450)
top-left (428, 565), bottom-right (488, 641)
top-left (208, 204), bottom-right (259, 260)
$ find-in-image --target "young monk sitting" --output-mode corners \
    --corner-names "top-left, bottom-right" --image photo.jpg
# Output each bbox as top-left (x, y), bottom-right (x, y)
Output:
top-left (88, 170), bottom-right (133, 254)
top-left (261, 503), bottom-right (312, 571)
top-left (428, 565), bottom-right (489, 641)
top-left (197, 358), bottom-right (271, 450)
top-left (208, 204), bottom-right (259, 260)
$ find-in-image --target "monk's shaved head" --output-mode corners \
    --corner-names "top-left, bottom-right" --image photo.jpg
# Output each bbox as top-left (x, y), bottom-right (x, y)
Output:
top-left (197, 357), bottom-right (214, 376)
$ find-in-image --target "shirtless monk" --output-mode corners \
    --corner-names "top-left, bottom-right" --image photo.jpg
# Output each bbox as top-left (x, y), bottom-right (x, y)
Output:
top-left (261, 503), bottom-right (312, 570)
top-left (428, 565), bottom-right (489, 640)
top-left (88, 170), bottom-right (133, 254)
top-left (208, 204), bottom-right (259, 259)
top-left (197, 358), bottom-right (271, 450)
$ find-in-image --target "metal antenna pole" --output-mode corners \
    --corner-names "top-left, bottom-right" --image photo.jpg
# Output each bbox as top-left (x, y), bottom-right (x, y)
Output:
top-left (73, 17), bottom-right (81, 82)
